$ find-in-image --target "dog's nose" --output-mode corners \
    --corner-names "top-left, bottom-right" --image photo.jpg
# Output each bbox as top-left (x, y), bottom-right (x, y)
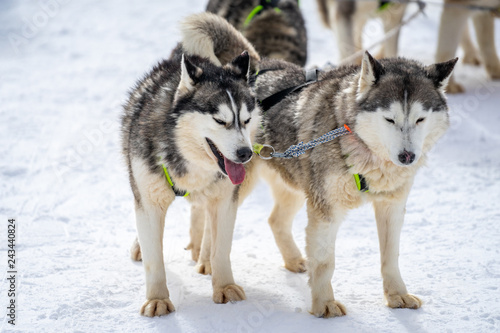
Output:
top-left (236, 147), bottom-right (253, 163)
top-left (398, 149), bottom-right (416, 165)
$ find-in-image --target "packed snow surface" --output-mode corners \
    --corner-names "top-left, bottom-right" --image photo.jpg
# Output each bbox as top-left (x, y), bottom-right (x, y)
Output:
top-left (1, 0), bottom-right (499, 332)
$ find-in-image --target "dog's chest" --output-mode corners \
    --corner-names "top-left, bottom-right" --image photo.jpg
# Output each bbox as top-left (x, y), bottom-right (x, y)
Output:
top-left (362, 163), bottom-right (417, 200)
top-left (174, 166), bottom-right (223, 193)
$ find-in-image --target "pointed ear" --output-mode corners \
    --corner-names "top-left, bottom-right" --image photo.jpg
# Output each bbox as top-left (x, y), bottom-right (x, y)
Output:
top-left (176, 54), bottom-right (203, 99)
top-left (425, 57), bottom-right (458, 91)
top-left (229, 51), bottom-right (250, 81)
top-left (358, 51), bottom-right (385, 95)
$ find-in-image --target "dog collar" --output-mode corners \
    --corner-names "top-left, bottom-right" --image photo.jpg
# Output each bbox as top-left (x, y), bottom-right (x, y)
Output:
top-left (162, 164), bottom-right (189, 197)
top-left (354, 173), bottom-right (369, 192)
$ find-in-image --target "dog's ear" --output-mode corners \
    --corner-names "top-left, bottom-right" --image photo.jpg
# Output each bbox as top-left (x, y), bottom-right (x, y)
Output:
top-left (229, 51), bottom-right (250, 81)
top-left (425, 57), bottom-right (458, 92)
top-left (175, 54), bottom-right (203, 100)
top-left (358, 51), bottom-right (385, 96)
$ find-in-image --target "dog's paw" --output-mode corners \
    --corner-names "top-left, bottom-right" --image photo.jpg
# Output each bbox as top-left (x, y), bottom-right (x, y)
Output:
top-left (446, 81), bottom-right (465, 94)
top-left (130, 238), bottom-right (142, 261)
top-left (195, 260), bottom-right (212, 275)
top-left (487, 65), bottom-right (500, 80)
top-left (213, 284), bottom-right (246, 304)
top-left (284, 257), bottom-right (306, 273)
top-left (386, 293), bottom-right (422, 309)
top-left (311, 300), bottom-right (346, 318)
top-left (463, 52), bottom-right (481, 66)
top-left (185, 242), bottom-right (201, 262)
top-left (140, 298), bottom-right (175, 317)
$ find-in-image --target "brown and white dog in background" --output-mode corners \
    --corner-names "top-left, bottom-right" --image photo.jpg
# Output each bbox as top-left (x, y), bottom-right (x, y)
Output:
top-left (436, 0), bottom-right (500, 93)
top-left (316, 0), bottom-right (407, 64)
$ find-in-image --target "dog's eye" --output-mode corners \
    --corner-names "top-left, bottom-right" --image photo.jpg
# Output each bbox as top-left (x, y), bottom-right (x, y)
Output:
top-left (213, 118), bottom-right (226, 126)
top-left (243, 118), bottom-right (251, 125)
top-left (385, 118), bottom-right (395, 124)
top-left (416, 118), bottom-right (425, 124)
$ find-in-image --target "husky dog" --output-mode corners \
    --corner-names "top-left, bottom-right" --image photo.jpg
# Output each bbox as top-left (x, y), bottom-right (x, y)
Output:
top-left (206, 0), bottom-right (307, 66)
top-left (316, 0), bottom-right (407, 64)
top-left (181, 13), bottom-right (458, 317)
top-left (250, 53), bottom-right (457, 316)
top-left (121, 14), bottom-right (262, 316)
top-left (436, 0), bottom-right (500, 93)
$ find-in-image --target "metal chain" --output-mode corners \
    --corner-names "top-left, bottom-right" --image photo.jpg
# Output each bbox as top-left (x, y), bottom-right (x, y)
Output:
top-left (271, 125), bottom-right (351, 158)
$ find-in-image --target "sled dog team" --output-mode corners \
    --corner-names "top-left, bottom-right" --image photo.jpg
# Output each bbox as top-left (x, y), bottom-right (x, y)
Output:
top-left (121, 0), bottom-right (495, 318)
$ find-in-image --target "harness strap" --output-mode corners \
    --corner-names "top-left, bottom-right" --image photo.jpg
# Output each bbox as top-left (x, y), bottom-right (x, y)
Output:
top-left (378, 1), bottom-right (392, 11)
top-left (258, 68), bottom-right (319, 112)
top-left (162, 164), bottom-right (189, 197)
top-left (244, 0), bottom-right (282, 27)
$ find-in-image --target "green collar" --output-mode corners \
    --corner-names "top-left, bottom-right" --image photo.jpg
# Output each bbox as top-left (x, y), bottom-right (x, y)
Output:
top-left (162, 164), bottom-right (189, 197)
top-left (354, 173), bottom-right (369, 192)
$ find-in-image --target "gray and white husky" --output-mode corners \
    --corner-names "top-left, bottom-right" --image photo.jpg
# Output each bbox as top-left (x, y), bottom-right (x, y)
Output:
top-left (180, 13), bottom-right (458, 317)
top-left (121, 15), bottom-right (262, 316)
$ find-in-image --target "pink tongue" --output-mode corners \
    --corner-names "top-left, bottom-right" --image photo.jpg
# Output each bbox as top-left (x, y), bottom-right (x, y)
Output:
top-left (224, 156), bottom-right (246, 185)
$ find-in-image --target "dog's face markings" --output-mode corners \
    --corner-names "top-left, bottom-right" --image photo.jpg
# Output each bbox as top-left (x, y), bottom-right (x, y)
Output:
top-left (213, 90), bottom-right (252, 130)
top-left (207, 90), bottom-right (255, 162)
top-left (356, 52), bottom-right (457, 167)
top-left (203, 89), bottom-right (258, 185)
top-left (377, 95), bottom-right (431, 166)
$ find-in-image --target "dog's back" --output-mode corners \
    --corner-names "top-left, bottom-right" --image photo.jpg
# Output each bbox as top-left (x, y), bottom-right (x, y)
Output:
top-left (207, 0), bottom-right (307, 66)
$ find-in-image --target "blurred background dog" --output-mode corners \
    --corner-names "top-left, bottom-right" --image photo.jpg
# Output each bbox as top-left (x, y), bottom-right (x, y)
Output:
top-left (316, 0), bottom-right (500, 93)
top-left (436, 0), bottom-right (500, 93)
top-left (316, 0), bottom-right (406, 64)
top-left (207, 0), bottom-right (308, 66)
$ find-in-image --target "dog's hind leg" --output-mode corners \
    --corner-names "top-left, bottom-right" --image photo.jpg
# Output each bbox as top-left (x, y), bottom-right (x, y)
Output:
top-left (306, 201), bottom-right (347, 318)
top-left (373, 198), bottom-right (422, 310)
top-left (332, 3), bottom-right (358, 64)
top-left (262, 167), bottom-right (306, 273)
top-left (436, 6), bottom-right (470, 93)
top-left (196, 212), bottom-right (212, 275)
top-left (186, 203), bottom-right (205, 262)
top-left (461, 22), bottom-right (481, 66)
top-left (472, 12), bottom-right (500, 80)
top-left (130, 236), bottom-right (142, 261)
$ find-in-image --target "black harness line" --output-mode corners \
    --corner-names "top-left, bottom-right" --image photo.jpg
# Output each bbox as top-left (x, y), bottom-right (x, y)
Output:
top-left (257, 68), bottom-right (319, 112)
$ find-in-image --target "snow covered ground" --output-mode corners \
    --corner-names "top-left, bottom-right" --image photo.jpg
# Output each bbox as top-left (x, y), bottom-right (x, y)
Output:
top-left (1, 0), bottom-right (499, 332)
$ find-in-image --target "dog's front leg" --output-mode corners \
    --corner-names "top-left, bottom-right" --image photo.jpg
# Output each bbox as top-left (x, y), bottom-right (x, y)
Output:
top-left (306, 201), bottom-right (346, 318)
top-left (373, 199), bottom-right (422, 309)
top-left (135, 201), bottom-right (175, 316)
top-left (207, 189), bottom-right (246, 304)
top-left (379, 3), bottom-right (406, 58)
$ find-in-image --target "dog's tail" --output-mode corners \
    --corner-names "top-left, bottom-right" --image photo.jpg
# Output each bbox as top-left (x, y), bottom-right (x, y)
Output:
top-left (180, 12), bottom-right (260, 70)
top-left (316, 0), bottom-right (331, 28)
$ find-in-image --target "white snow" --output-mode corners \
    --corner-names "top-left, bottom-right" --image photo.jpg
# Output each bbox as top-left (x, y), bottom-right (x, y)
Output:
top-left (1, 0), bottom-right (499, 332)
